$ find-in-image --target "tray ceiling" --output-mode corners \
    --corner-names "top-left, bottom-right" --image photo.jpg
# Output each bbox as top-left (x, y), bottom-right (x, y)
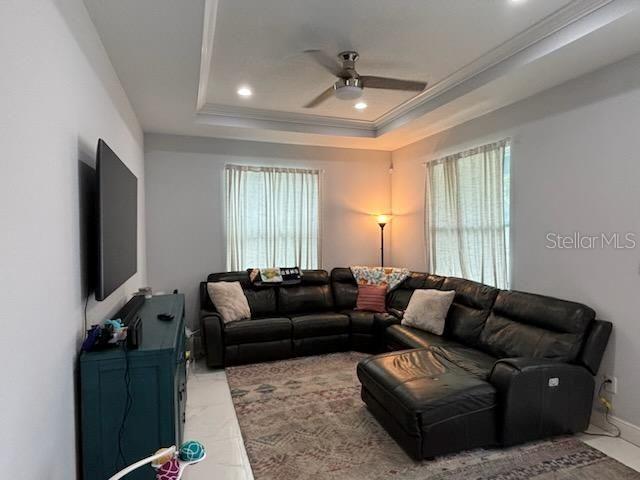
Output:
top-left (84, 0), bottom-right (640, 150)
top-left (202, 0), bottom-right (572, 122)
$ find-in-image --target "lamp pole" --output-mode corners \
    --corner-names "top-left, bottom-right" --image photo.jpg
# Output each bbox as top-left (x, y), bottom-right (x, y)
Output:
top-left (378, 222), bottom-right (386, 267)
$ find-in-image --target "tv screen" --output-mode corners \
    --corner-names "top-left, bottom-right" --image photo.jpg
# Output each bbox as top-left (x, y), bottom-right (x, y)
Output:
top-left (96, 139), bottom-right (137, 301)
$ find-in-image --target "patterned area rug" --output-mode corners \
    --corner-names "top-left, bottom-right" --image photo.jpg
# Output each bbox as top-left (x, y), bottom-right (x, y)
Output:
top-left (226, 352), bottom-right (640, 480)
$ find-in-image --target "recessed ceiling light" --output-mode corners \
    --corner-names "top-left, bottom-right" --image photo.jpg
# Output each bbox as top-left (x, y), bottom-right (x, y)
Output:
top-left (237, 86), bottom-right (252, 98)
top-left (354, 102), bottom-right (368, 110)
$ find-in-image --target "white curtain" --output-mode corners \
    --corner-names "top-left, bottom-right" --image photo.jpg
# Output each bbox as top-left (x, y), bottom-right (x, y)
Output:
top-left (425, 140), bottom-right (510, 289)
top-left (225, 164), bottom-right (321, 271)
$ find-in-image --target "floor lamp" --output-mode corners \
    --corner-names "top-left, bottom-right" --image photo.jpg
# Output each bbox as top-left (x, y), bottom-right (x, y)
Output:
top-left (376, 215), bottom-right (392, 267)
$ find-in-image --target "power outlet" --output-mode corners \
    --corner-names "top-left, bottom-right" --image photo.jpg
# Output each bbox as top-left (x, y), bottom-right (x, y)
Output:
top-left (603, 375), bottom-right (618, 395)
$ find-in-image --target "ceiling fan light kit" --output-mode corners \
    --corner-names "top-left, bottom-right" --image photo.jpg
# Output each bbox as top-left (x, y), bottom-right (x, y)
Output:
top-left (304, 50), bottom-right (427, 108)
top-left (334, 78), bottom-right (363, 100)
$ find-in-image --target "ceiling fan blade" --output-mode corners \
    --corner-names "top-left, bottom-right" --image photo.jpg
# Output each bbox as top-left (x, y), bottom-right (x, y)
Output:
top-left (360, 75), bottom-right (427, 92)
top-left (304, 49), bottom-right (343, 77)
top-left (303, 86), bottom-right (335, 108)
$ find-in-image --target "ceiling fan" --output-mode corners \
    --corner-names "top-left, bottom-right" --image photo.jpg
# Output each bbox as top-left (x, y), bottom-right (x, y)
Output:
top-left (303, 50), bottom-right (427, 108)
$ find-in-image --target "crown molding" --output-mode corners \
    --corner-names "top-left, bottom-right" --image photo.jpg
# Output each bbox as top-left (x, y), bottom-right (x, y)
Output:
top-left (196, 103), bottom-right (376, 137)
top-left (195, 0), bottom-right (621, 138)
top-left (198, 103), bottom-right (375, 130)
top-left (375, 0), bottom-right (615, 131)
top-left (196, 0), bottom-right (219, 111)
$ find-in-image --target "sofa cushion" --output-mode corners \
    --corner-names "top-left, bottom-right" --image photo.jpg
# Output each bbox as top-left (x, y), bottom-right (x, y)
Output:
top-left (331, 267), bottom-right (358, 310)
top-left (430, 345), bottom-right (497, 379)
top-left (278, 270), bottom-right (333, 314)
top-left (385, 328), bottom-right (496, 379)
top-left (386, 324), bottom-right (457, 350)
top-left (291, 313), bottom-right (349, 338)
top-left (439, 277), bottom-right (499, 347)
top-left (479, 290), bottom-right (595, 362)
top-left (356, 284), bottom-right (387, 313)
top-left (225, 340), bottom-right (292, 365)
top-left (224, 317), bottom-right (291, 345)
top-left (402, 289), bottom-right (455, 335)
top-left (243, 288), bottom-right (278, 318)
top-left (357, 349), bottom-right (496, 434)
top-left (386, 272), bottom-right (445, 311)
top-left (206, 281), bottom-right (251, 324)
top-left (207, 271), bottom-right (252, 286)
top-left (206, 271), bottom-right (277, 317)
top-left (344, 310), bottom-right (375, 334)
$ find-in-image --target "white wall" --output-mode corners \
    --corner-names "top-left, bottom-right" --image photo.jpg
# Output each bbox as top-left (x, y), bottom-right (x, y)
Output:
top-left (145, 134), bottom-right (391, 326)
top-left (0, 1), bottom-right (145, 478)
top-left (391, 53), bottom-right (640, 435)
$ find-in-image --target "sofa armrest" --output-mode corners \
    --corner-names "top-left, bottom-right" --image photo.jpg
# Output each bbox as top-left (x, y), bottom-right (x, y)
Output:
top-left (489, 358), bottom-right (594, 446)
top-left (200, 310), bottom-right (224, 368)
top-left (579, 319), bottom-right (612, 375)
top-left (373, 311), bottom-right (402, 333)
top-left (387, 308), bottom-right (404, 319)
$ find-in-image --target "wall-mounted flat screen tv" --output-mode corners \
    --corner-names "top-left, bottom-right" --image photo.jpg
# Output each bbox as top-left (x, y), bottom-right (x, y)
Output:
top-left (96, 139), bottom-right (137, 301)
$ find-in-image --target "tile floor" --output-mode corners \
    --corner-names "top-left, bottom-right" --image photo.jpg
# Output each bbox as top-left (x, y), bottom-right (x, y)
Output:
top-left (183, 364), bottom-right (253, 480)
top-left (183, 359), bottom-right (640, 479)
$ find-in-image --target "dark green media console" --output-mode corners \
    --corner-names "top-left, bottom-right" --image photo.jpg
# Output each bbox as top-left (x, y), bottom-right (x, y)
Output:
top-left (80, 294), bottom-right (187, 480)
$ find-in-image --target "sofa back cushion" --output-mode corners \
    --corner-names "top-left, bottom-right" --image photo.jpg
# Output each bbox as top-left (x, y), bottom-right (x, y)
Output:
top-left (479, 290), bottom-right (595, 362)
top-left (480, 291), bottom-right (595, 362)
top-left (387, 272), bottom-right (445, 311)
top-left (440, 277), bottom-right (499, 346)
top-left (330, 267), bottom-right (358, 310)
top-left (278, 270), bottom-right (334, 315)
top-left (200, 281), bottom-right (215, 311)
top-left (206, 271), bottom-right (277, 318)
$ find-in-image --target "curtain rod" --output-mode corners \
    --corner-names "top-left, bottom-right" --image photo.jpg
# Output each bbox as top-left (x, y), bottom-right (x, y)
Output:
top-left (420, 138), bottom-right (510, 166)
top-left (225, 164), bottom-right (323, 174)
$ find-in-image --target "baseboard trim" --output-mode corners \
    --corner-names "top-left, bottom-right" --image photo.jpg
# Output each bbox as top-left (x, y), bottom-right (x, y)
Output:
top-left (591, 409), bottom-right (640, 447)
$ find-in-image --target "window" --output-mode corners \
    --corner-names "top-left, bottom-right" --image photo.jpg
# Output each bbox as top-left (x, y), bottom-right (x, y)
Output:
top-left (425, 140), bottom-right (511, 288)
top-left (225, 164), bottom-right (321, 270)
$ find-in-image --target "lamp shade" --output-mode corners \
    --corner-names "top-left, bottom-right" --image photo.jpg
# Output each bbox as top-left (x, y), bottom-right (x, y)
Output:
top-left (376, 214), bottom-right (392, 225)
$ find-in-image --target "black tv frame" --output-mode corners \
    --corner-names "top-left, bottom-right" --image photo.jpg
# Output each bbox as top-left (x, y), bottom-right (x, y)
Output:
top-left (95, 139), bottom-right (137, 301)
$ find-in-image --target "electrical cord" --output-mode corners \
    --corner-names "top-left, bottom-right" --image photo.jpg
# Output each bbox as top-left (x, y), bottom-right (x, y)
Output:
top-left (83, 294), bottom-right (90, 334)
top-left (116, 341), bottom-right (133, 469)
top-left (582, 380), bottom-right (621, 438)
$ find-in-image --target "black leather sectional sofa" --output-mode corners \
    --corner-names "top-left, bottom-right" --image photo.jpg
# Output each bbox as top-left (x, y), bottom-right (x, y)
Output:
top-left (200, 267), bottom-right (612, 459)
top-left (199, 269), bottom-right (388, 366)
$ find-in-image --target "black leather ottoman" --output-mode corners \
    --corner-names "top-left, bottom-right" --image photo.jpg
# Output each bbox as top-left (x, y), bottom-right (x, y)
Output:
top-left (357, 349), bottom-right (498, 459)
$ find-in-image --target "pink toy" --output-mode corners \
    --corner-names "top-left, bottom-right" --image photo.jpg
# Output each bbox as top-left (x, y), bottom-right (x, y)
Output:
top-left (156, 458), bottom-right (181, 480)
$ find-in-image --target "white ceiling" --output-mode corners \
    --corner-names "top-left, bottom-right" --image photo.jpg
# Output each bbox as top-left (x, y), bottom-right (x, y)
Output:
top-left (84, 0), bottom-right (640, 151)
top-left (205, 0), bottom-right (571, 121)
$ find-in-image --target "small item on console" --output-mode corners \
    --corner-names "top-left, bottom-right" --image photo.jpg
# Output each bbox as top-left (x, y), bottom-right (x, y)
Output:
top-left (249, 268), bottom-right (260, 283)
top-left (280, 267), bottom-right (301, 282)
top-left (249, 267), bottom-right (302, 287)
top-left (127, 316), bottom-right (142, 349)
top-left (158, 313), bottom-right (175, 321)
top-left (260, 268), bottom-right (283, 283)
top-left (81, 319), bottom-right (128, 352)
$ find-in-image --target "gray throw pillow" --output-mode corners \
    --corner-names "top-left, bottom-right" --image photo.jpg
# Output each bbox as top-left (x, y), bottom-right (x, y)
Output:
top-left (206, 281), bottom-right (251, 324)
top-left (401, 289), bottom-right (455, 335)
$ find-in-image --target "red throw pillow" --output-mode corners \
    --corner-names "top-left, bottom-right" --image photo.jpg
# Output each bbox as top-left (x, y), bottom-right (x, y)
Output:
top-left (355, 284), bottom-right (387, 313)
